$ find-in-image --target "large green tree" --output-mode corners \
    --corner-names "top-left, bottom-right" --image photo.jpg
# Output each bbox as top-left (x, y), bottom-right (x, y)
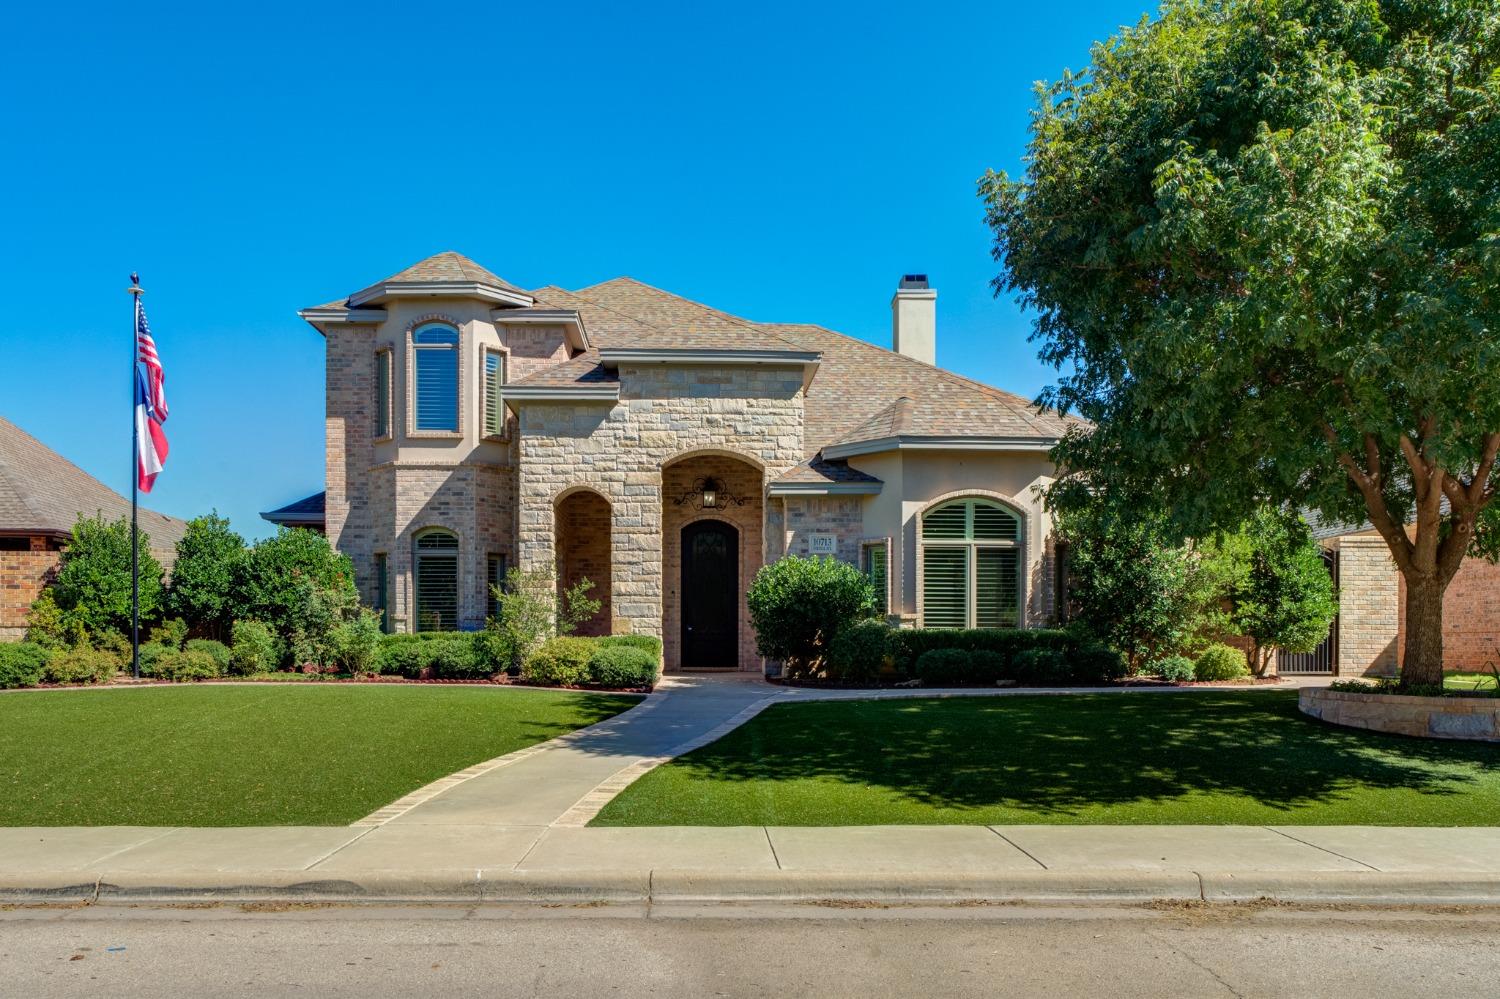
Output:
top-left (50, 514), bottom-right (164, 639)
top-left (982, 0), bottom-right (1500, 687)
top-left (165, 512), bottom-right (246, 640)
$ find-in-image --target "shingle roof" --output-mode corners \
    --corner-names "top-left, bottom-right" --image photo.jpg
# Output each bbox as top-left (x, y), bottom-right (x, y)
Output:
top-left (261, 491), bottom-right (327, 527)
top-left (507, 349), bottom-right (617, 388)
top-left (771, 456), bottom-right (883, 486)
top-left (377, 251), bottom-right (527, 293)
top-left (567, 278), bottom-right (811, 352)
top-left (0, 416), bottom-right (188, 549)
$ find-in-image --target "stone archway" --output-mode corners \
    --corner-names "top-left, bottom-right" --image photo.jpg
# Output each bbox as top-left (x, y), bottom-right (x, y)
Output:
top-left (555, 489), bottom-right (612, 637)
top-left (661, 452), bottom-right (764, 671)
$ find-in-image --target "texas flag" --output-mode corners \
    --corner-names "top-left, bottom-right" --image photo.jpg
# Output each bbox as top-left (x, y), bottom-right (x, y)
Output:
top-left (134, 298), bottom-right (169, 492)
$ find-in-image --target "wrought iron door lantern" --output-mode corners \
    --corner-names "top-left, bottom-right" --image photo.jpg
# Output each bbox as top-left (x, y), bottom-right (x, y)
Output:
top-left (672, 476), bottom-right (747, 510)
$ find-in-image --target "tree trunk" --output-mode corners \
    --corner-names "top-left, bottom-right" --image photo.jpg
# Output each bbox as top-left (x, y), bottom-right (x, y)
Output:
top-left (1401, 574), bottom-right (1446, 688)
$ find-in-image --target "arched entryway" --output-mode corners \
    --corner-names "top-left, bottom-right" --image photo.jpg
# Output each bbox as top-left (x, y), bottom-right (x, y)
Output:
top-left (679, 519), bottom-right (740, 668)
top-left (662, 451), bottom-right (765, 671)
top-left (555, 489), bottom-right (612, 637)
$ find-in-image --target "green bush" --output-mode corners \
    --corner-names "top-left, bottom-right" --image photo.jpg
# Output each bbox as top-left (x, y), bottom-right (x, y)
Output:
top-left (914, 648), bottom-right (1009, 686)
top-left (1071, 643), bottom-right (1128, 684)
top-left (887, 628), bottom-right (1075, 678)
top-left (184, 639), bottom-right (231, 673)
top-left (587, 645), bottom-right (658, 687)
top-left (152, 648), bottom-right (223, 682)
top-left (329, 611), bottom-right (383, 673)
top-left (1194, 643), bottom-right (1250, 682)
top-left (596, 635), bottom-right (664, 659)
top-left (229, 620), bottom-right (279, 675)
top-left (375, 634), bottom-right (429, 678)
top-left (231, 527), bottom-right (358, 664)
top-left (49, 514), bottom-right (164, 639)
top-left (473, 627), bottom-right (515, 677)
top-left (148, 618), bottom-right (189, 650)
top-left (747, 556), bottom-right (873, 675)
top-left (1153, 655), bottom-right (1196, 683)
top-left (165, 512), bottom-right (246, 639)
top-left (1013, 647), bottom-right (1073, 685)
top-left (825, 620), bottom-right (891, 683)
top-left (428, 636), bottom-right (486, 679)
top-left (135, 641), bottom-right (173, 676)
top-left (522, 636), bottom-right (596, 686)
top-left (0, 642), bottom-right (50, 688)
top-left (45, 647), bottom-right (119, 685)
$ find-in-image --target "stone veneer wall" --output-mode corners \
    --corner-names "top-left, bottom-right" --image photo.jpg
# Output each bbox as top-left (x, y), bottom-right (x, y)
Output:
top-left (1335, 535), bottom-right (1400, 676)
top-left (0, 538), bottom-right (59, 641)
top-left (556, 489), bottom-right (612, 637)
top-left (516, 364), bottom-right (805, 668)
top-left (1301, 687), bottom-right (1500, 742)
top-left (661, 455), bottom-right (764, 670)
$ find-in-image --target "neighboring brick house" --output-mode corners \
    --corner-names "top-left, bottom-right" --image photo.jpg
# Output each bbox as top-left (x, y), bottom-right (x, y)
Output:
top-left (1311, 521), bottom-right (1500, 677)
top-left (295, 252), bottom-right (1078, 671)
top-left (0, 416), bottom-right (186, 640)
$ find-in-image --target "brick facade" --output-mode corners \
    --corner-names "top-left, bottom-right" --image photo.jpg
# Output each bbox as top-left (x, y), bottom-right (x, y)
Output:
top-left (556, 488), bottom-right (612, 637)
top-left (0, 537), bottom-right (60, 641)
top-left (1334, 536), bottom-right (1401, 676)
top-left (1398, 557), bottom-right (1500, 671)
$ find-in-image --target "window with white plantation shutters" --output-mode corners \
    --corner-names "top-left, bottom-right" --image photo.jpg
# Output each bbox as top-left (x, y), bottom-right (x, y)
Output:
top-left (413, 323), bottom-right (459, 432)
top-left (920, 498), bottom-right (1023, 628)
top-left (414, 530), bottom-right (459, 631)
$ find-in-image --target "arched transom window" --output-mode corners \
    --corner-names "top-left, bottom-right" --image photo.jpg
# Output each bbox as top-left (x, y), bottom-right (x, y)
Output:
top-left (412, 322), bottom-right (459, 432)
top-left (920, 498), bottom-right (1022, 629)
top-left (414, 529), bottom-right (459, 631)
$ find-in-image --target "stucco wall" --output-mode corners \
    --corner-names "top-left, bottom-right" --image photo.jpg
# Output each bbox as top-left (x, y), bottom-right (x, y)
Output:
top-left (847, 450), bottom-right (1057, 627)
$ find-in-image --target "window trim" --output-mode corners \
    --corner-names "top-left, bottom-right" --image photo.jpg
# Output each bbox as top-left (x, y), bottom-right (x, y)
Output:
top-left (373, 552), bottom-right (390, 633)
top-left (481, 346), bottom-right (508, 441)
top-left (916, 495), bottom-right (1026, 630)
top-left (373, 348), bottom-right (393, 441)
top-left (406, 319), bottom-right (463, 438)
top-left (412, 527), bottom-right (461, 632)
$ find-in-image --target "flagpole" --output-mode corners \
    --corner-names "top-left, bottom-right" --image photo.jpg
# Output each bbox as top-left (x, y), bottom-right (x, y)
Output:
top-left (129, 273), bottom-right (142, 680)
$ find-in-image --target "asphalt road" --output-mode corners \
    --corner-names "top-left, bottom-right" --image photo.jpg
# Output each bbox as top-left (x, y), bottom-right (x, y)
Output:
top-left (2, 901), bottom-right (1496, 997)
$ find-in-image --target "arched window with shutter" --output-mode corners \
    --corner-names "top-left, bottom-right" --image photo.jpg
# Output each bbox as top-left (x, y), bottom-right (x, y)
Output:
top-left (413, 529), bottom-right (460, 631)
top-left (412, 323), bottom-right (459, 432)
top-left (919, 498), bottom-right (1023, 629)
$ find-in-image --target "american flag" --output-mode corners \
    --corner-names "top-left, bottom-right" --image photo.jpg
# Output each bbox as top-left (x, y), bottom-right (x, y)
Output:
top-left (134, 292), bottom-right (169, 492)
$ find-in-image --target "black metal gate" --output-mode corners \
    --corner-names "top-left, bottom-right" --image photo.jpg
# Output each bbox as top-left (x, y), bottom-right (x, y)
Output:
top-left (1278, 549), bottom-right (1338, 674)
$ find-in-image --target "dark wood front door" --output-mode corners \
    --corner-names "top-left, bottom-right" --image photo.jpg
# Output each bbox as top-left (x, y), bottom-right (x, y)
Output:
top-left (680, 519), bottom-right (739, 669)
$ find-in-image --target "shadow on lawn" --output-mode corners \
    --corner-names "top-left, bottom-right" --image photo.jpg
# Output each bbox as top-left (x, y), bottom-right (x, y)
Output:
top-left (675, 693), bottom-right (1500, 816)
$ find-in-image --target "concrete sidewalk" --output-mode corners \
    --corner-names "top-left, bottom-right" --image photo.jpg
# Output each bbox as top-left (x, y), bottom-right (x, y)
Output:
top-left (3, 824), bottom-right (1497, 906)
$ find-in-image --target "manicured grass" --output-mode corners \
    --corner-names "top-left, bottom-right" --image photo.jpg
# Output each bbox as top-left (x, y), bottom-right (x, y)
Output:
top-left (1445, 672), bottom-right (1499, 693)
top-left (0, 685), bottom-right (637, 826)
top-left (593, 692), bottom-right (1500, 826)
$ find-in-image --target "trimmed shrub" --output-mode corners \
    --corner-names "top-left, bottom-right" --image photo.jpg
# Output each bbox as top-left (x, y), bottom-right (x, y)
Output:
top-left (0, 642), bottom-right (50, 689)
top-left (596, 634), bottom-right (664, 659)
top-left (1072, 643), bottom-right (1128, 684)
top-left (747, 556), bottom-right (873, 675)
top-left (229, 620), bottom-right (279, 676)
top-left (914, 648), bottom-right (1009, 686)
top-left (1194, 643), bottom-right (1251, 682)
top-left (184, 639), bottom-right (232, 674)
top-left (45, 647), bottom-right (119, 685)
top-left (428, 636), bottom-right (486, 679)
top-left (825, 620), bottom-right (891, 684)
top-left (153, 648), bottom-right (223, 682)
top-left (136, 641), bottom-right (173, 676)
top-left (1153, 655), bottom-right (1196, 683)
top-left (588, 645), bottom-right (658, 688)
top-left (375, 634), bottom-right (429, 678)
top-left (473, 627), bottom-right (515, 677)
top-left (523, 636), bottom-right (596, 686)
top-left (887, 628), bottom-right (1076, 678)
top-left (1013, 647), bottom-right (1073, 685)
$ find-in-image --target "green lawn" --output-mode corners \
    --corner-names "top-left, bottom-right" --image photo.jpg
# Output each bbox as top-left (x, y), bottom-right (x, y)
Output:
top-left (0, 685), bottom-right (637, 826)
top-left (593, 692), bottom-right (1500, 826)
top-left (1446, 672), bottom-right (1499, 693)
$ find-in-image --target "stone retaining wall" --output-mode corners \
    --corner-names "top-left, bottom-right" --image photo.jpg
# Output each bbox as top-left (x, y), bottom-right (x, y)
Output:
top-left (1300, 687), bottom-right (1500, 742)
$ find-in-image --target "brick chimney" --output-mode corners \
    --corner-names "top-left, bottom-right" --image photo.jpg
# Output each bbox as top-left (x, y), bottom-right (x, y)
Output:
top-left (891, 274), bottom-right (936, 366)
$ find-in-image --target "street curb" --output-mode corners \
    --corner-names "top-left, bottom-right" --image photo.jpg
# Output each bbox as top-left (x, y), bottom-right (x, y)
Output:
top-left (5, 869), bottom-right (1500, 907)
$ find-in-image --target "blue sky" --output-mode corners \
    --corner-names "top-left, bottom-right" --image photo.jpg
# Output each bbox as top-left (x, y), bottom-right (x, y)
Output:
top-left (0, 0), bottom-right (1151, 541)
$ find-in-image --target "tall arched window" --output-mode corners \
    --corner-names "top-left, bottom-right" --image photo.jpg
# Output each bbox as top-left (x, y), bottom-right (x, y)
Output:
top-left (920, 498), bottom-right (1022, 629)
top-left (412, 323), bottom-right (459, 432)
top-left (413, 529), bottom-right (460, 631)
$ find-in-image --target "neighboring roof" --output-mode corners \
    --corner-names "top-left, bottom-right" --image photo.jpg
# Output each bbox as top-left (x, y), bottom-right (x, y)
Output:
top-left (260, 491), bottom-right (327, 528)
top-left (0, 416), bottom-right (188, 549)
